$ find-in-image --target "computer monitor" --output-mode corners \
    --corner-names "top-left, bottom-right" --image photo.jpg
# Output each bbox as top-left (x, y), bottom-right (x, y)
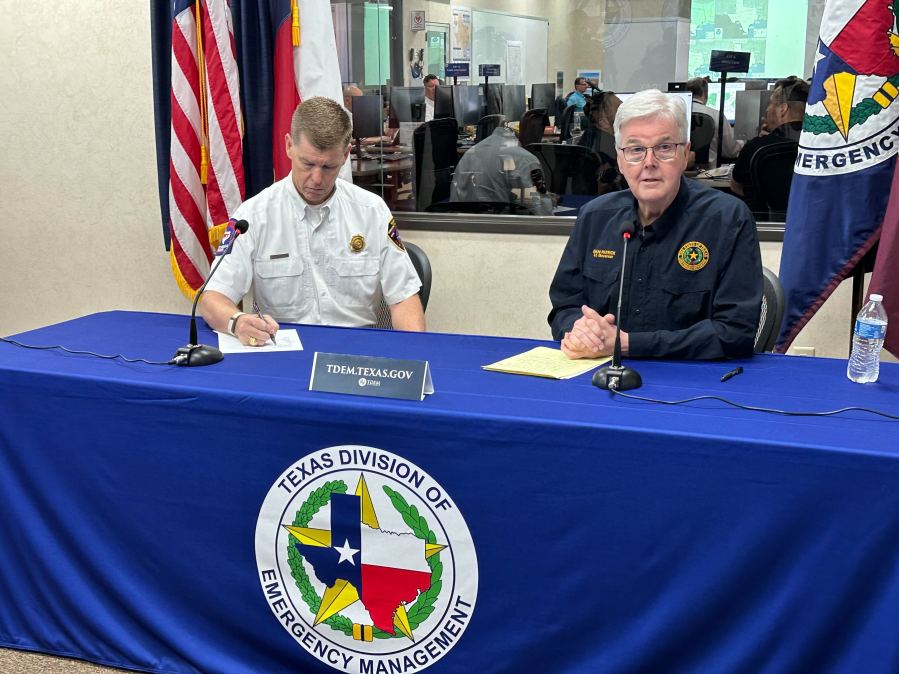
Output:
top-left (434, 85), bottom-right (454, 119)
top-left (502, 85), bottom-right (526, 122)
top-left (351, 95), bottom-right (384, 140)
top-left (706, 82), bottom-right (746, 123)
top-left (452, 85), bottom-right (482, 126)
top-left (484, 83), bottom-right (504, 117)
top-left (615, 92), bottom-right (693, 138)
top-left (530, 83), bottom-right (555, 111)
top-left (389, 86), bottom-right (426, 123)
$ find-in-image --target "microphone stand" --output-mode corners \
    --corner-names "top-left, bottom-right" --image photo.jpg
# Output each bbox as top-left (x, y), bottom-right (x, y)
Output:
top-left (593, 228), bottom-right (642, 391)
top-left (172, 222), bottom-right (246, 367)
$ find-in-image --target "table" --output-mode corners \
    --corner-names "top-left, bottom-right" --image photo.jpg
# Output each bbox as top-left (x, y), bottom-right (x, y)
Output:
top-left (2, 312), bottom-right (899, 674)
top-left (352, 156), bottom-right (414, 205)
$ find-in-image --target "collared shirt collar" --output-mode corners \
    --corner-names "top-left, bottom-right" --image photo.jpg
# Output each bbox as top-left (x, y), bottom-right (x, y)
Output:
top-left (286, 176), bottom-right (338, 228)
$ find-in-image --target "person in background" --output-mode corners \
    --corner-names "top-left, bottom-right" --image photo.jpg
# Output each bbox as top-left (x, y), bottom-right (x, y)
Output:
top-left (199, 97), bottom-right (424, 344)
top-left (686, 76), bottom-right (744, 164)
top-left (577, 90), bottom-right (625, 194)
top-left (342, 84), bottom-right (364, 110)
top-left (565, 77), bottom-right (589, 112)
top-left (423, 74), bottom-right (440, 122)
top-left (730, 76), bottom-right (809, 201)
top-left (548, 89), bottom-right (762, 360)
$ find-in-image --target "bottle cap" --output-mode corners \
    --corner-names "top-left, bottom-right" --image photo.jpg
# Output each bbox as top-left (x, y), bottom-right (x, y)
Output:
top-left (870, 293), bottom-right (883, 302)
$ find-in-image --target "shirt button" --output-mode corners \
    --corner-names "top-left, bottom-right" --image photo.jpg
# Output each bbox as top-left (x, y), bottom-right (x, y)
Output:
top-left (637, 277), bottom-right (644, 283)
top-left (635, 309), bottom-right (641, 314)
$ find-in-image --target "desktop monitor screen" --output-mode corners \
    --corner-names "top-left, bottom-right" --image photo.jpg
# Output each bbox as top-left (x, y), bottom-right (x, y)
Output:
top-left (389, 86), bottom-right (425, 123)
top-left (434, 85), bottom-right (454, 119)
top-left (502, 85), bottom-right (526, 122)
top-left (530, 83), bottom-right (555, 111)
top-left (484, 83), bottom-right (504, 117)
top-left (615, 92), bottom-right (693, 138)
top-left (706, 82), bottom-right (746, 123)
top-left (452, 85), bottom-right (482, 126)
top-left (352, 95), bottom-right (383, 140)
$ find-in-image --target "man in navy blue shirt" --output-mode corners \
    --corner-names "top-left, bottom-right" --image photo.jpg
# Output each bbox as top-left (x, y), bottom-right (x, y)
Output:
top-left (548, 89), bottom-right (762, 360)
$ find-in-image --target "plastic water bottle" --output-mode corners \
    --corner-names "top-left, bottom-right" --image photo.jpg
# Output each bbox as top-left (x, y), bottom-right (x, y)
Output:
top-left (847, 293), bottom-right (888, 383)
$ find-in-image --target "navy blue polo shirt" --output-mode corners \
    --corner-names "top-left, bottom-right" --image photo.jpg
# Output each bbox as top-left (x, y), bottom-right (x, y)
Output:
top-left (548, 177), bottom-right (762, 359)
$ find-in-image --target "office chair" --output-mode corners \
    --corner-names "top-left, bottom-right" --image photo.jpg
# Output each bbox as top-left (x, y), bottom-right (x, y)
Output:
top-left (749, 140), bottom-right (800, 221)
top-left (690, 112), bottom-right (716, 167)
top-left (413, 118), bottom-right (459, 212)
top-left (755, 266), bottom-right (785, 353)
top-left (518, 109), bottom-right (549, 148)
top-left (525, 143), bottom-right (602, 196)
top-left (475, 114), bottom-right (506, 143)
top-left (374, 241), bottom-right (432, 329)
top-left (557, 105), bottom-right (576, 142)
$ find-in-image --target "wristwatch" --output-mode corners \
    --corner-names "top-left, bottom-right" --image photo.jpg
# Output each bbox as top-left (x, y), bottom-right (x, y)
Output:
top-left (227, 312), bottom-right (247, 337)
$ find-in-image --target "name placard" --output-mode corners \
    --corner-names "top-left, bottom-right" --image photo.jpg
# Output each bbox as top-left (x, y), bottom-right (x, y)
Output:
top-left (445, 62), bottom-right (470, 78)
top-left (478, 63), bottom-right (501, 77)
top-left (309, 353), bottom-right (434, 401)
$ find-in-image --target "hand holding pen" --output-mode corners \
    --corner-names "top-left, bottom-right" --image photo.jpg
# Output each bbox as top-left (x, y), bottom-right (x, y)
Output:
top-left (252, 300), bottom-right (278, 346)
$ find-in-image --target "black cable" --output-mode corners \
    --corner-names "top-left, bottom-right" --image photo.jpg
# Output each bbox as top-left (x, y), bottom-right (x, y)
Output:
top-left (608, 387), bottom-right (899, 421)
top-left (0, 336), bottom-right (177, 366)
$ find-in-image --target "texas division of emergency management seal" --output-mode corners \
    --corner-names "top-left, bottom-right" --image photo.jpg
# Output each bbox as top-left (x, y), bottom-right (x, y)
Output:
top-left (255, 446), bottom-right (478, 673)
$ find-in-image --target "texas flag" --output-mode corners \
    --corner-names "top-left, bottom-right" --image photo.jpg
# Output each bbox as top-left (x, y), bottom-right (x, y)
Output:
top-left (288, 489), bottom-right (437, 636)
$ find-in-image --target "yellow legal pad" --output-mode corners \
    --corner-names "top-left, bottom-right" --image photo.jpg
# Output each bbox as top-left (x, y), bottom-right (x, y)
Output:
top-left (482, 346), bottom-right (611, 380)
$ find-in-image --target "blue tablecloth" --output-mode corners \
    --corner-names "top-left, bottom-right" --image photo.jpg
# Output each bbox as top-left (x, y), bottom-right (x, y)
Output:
top-left (2, 311), bottom-right (899, 674)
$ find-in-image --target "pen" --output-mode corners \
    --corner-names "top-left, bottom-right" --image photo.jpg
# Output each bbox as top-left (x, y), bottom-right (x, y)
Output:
top-left (252, 300), bottom-right (277, 345)
top-left (720, 366), bottom-right (743, 382)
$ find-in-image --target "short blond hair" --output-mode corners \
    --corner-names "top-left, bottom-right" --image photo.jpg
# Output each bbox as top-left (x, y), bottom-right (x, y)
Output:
top-left (290, 96), bottom-right (352, 150)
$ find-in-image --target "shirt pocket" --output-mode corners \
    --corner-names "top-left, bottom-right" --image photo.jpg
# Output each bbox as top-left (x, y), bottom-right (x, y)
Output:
top-left (254, 257), bottom-right (304, 312)
top-left (333, 256), bottom-right (381, 307)
top-left (661, 276), bottom-right (714, 328)
top-left (582, 262), bottom-right (619, 315)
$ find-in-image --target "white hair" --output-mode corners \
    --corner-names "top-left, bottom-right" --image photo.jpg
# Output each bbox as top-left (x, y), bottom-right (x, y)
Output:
top-left (613, 89), bottom-right (688, 147)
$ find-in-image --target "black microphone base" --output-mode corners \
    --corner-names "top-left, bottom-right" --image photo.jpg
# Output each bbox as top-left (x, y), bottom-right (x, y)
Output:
top-left (593, 364), bottom-right (642, 391)
top-left (173, 344), bottom-right (224, 367)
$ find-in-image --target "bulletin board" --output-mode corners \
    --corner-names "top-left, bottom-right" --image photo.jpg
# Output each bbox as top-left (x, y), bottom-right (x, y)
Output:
top-left (470, 9), bottom-right (548, 85)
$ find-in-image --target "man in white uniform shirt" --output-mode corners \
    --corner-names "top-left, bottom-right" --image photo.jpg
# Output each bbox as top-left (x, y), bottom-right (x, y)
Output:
top-left (685, 77), bottom-right (743, 165)
top-left (423, 74), bottom-right (439, 122)
top-left (200, 97), bottom-right (425, 346)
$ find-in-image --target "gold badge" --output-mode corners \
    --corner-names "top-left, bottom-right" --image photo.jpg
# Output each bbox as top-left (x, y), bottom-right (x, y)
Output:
top-left (678, 241), bottom-right (710, 271)
top-left (350, 234), bottom-right (365, 252)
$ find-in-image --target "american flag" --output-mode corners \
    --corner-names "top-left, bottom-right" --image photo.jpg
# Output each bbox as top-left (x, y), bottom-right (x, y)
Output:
top-left (153, 0), bottom-right (348, 290)
top-left (168, 0), bottom-right (245, 297)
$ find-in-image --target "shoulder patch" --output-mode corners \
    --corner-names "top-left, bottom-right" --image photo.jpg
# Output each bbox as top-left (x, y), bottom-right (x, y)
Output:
top-left (387, 217), bottom-right (405, 251)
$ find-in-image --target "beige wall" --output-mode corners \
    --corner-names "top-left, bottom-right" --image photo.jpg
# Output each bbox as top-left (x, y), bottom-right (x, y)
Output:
top-left (1, 1), bottom-right (887, 364)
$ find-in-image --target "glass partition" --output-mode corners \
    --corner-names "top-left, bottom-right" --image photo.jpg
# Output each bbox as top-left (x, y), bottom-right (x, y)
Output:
top-left (330, 0), bottom-right (820, 224)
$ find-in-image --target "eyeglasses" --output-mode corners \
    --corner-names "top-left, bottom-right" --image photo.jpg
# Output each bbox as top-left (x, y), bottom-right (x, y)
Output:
top-left (619, 142), bottom-right (685, 163)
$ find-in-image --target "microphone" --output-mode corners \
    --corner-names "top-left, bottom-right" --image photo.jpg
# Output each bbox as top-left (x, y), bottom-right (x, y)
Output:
top-left (173, 219), bottom-right (249, 367)
top-left (592, 221), bottom-right (643, 391)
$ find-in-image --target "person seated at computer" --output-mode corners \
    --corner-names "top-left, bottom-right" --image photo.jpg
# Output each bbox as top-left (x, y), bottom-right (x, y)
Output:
top-left (342, 84), bottom-right (397, 146)
top-left (449, 126), bottom-right (550, 214)
top-left (730, 76), bottom-right (809, 202)
top-left (199, 97), bottom-right (425, 343)
top-left (685, 76), bottom-right (744, 165)
top-left (548, 89), bottom-right (762, 360)
top-left (577, 90), bottom-right (626, 194)
top-left (423, 74), bottom-right (440, 122)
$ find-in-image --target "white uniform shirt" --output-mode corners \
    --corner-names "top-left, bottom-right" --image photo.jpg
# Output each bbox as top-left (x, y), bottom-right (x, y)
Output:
top-left (692, 100), bottom-right (744, 164)
top-left (207, 176), bottom-right (421, 327)
top-left (425, 96), bottom-right (435, 122)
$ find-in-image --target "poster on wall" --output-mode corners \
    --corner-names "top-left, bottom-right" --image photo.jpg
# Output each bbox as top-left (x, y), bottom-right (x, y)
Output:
top-left (577, 69), bottom-right (602, 89)
top-left (505, 41), bottom-right (522, 85)
top-left (411, 10), bottom-right (425, 32)
top-left (451, 6), bottom-right (472, 61)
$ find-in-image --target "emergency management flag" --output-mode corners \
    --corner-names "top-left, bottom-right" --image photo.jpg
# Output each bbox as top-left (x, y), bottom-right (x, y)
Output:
top-left (776, 0), bottom-right (899, 351)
